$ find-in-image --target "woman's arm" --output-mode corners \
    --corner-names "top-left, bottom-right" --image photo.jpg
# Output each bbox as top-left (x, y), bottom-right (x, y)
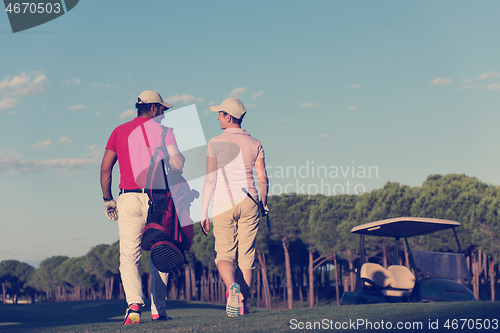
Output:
top-left (201, 155), bottom-right (217, 232)
top-left (254, 157), bottom-right (268, 206)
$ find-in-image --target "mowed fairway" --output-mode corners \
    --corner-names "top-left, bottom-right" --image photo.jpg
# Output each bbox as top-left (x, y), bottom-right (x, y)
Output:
top-left (1, 300), bottom-right (499, 332)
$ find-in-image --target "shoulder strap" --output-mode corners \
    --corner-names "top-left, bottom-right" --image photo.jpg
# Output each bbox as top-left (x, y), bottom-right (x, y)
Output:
top-left (142, 126), bottom-right (169, 203)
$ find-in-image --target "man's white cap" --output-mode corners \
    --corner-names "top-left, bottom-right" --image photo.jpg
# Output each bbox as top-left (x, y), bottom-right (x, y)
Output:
top-left (137, 90), bottom-right (173, 109)
top-left (210, 98), bottom-right (246, 119)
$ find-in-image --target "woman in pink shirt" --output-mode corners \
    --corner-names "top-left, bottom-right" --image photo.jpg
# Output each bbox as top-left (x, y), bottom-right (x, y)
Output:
top-left (201, 98), bottom-right (269, 317)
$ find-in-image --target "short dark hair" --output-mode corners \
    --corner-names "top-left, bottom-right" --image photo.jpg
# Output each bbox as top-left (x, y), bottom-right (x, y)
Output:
top-left (136, 102), bottom-right (161, 116)
top-left (222, 111), bottom-right (245, 125)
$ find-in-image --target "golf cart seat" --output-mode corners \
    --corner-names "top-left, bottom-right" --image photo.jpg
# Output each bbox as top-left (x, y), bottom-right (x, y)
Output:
top-left (360, 263), bottom-right (393, 296)
top-left (360, 263), bottom-right (414, 298)
top-left (386, 265), bottom-right (415, 297)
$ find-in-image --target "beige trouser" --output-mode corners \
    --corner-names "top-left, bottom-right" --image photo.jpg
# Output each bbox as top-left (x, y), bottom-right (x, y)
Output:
top-left (212, 196), bottom-right (260, 270)
top-left (116, 192), bottom-right (169, 316)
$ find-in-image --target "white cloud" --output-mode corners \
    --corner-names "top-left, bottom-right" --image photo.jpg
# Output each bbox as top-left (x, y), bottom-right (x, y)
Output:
top-left (485, 83), bottom-right (500, 90)
top-left (431, 77), bottom-right (453, 86)
top-left (31, 137), bottom-right (73, 150)
top-left (62, 78), bottom-right (81, 85)
top-left (70, 105), bottom-right (85, 110)
top-left (165, 94), bottom-right (203, 105)
top-left (458, 82), bottom-right (500, 91)
top-left (0, 98), bottom-right (17, 111)
top-left (36, 146), bottom-right (101, 170)
top-left (347, 105), bottom-right (357, 110)
top-left (92, 83), bottom-right (110, 88)
top-left (351, 84), bottom-right (360, 88)
top-left (120, 109), bottom-right (135, 119)
top-left (252, 90), bottom-right (265, 99)
top-left (229, 87), bottom-right (248, 98)
top-left (0, 146), bottom-right (101, 174)
top-left (478, 71), bottom-right (500, 79)
top-left (0, 150), bottom-right (23, 171)
top-left (0, 71), bottom-right (47, 111)
top-left (58, 137), bottom-right (72, 144)
top-left (31, 140), bottom-right (53, 150)
top-left (299, 102), bottom-right (317, 107)
top-left (0, 74), bottom-right (30, 90)
top-left (277, 118), bottom-right (293, 122)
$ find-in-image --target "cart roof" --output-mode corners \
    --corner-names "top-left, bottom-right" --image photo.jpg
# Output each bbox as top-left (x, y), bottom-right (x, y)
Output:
top-left (351, 217), bottom-right (461, 237)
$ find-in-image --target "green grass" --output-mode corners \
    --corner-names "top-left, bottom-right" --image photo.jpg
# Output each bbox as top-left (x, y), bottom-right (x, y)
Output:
top-left (1, 300), bottom-right (499, 332)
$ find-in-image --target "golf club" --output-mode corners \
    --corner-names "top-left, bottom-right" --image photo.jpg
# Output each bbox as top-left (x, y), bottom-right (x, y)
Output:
top-left (201, 223), bottom-right (208, 236)
top-left (241, 187), bottom-right (271, 229)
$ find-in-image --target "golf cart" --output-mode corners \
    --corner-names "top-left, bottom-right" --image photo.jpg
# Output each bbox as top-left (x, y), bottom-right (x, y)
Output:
top-left (341, 217), bottom-right (476, 304)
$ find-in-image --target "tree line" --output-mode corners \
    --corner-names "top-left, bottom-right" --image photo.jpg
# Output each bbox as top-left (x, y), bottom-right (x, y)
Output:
top-left (1, 174), bottom-right (499, 308)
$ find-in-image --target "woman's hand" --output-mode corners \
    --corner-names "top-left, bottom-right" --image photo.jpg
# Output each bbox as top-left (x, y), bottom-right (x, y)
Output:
top-left (200, 215), bottom-right (209, 236)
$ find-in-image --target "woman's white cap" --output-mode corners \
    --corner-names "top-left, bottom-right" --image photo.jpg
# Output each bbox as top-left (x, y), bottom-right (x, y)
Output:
top-left (210, 98), bottom-right (246, 119)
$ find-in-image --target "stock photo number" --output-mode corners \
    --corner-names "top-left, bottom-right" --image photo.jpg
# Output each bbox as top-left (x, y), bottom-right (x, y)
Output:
top-left (6, 2), bottom-right (62, 14)
top-left (3, 0), bottom-right (79, 33)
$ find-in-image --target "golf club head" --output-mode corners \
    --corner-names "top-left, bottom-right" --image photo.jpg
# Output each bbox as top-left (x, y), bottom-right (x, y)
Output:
top-left (242, 187), bottom-right (262, 208)
top-left (241, 187), bottom-right (251, 197)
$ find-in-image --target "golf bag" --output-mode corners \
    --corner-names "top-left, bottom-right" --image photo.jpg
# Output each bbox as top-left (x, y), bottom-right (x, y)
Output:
top-left (141, 132), bottom-right (195, 275)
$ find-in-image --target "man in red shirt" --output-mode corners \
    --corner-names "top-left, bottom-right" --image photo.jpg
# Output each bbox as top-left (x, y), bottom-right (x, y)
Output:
top-left (100, 90), bottom-right (185, 325)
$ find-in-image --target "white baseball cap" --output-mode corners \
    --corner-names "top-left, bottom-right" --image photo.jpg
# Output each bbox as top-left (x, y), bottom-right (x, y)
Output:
top-left (210, 98), bottom-right (246, 119)
top-left (137, 90), bottom-right (173, 109)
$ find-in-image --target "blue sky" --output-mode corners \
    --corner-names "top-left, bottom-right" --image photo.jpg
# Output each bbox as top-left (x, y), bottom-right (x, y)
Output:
top-left (1, 1), bottom-right (499, 267)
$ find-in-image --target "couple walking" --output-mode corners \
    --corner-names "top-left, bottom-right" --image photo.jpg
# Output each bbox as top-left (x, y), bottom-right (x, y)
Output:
top-left (100, 90), bottom-right (268, 324)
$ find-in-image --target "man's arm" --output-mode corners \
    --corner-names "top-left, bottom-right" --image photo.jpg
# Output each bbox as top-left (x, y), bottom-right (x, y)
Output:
top-left (100, 149), bottom-right (119, 220)
top-left (100, 149), bottom-right (117, 198)
top-left (254, 157), bottom-right (268, 206)
top-left (166, 144), bottom-right (185, 170)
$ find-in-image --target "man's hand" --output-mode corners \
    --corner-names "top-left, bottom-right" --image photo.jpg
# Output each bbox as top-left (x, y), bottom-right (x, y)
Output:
top-left (104, 200), bottom-right (118, 220)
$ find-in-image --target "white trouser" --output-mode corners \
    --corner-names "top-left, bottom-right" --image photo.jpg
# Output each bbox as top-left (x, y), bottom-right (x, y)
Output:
top-left (116, 192), bottom-right (169, 316)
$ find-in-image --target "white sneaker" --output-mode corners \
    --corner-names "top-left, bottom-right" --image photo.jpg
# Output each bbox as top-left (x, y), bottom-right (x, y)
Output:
top-left (226, 283), bottom-right (241, 317)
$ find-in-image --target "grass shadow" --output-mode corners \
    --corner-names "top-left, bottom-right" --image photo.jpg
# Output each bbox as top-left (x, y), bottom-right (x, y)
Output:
top-left (1, 299), bottom-right (226, 332)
